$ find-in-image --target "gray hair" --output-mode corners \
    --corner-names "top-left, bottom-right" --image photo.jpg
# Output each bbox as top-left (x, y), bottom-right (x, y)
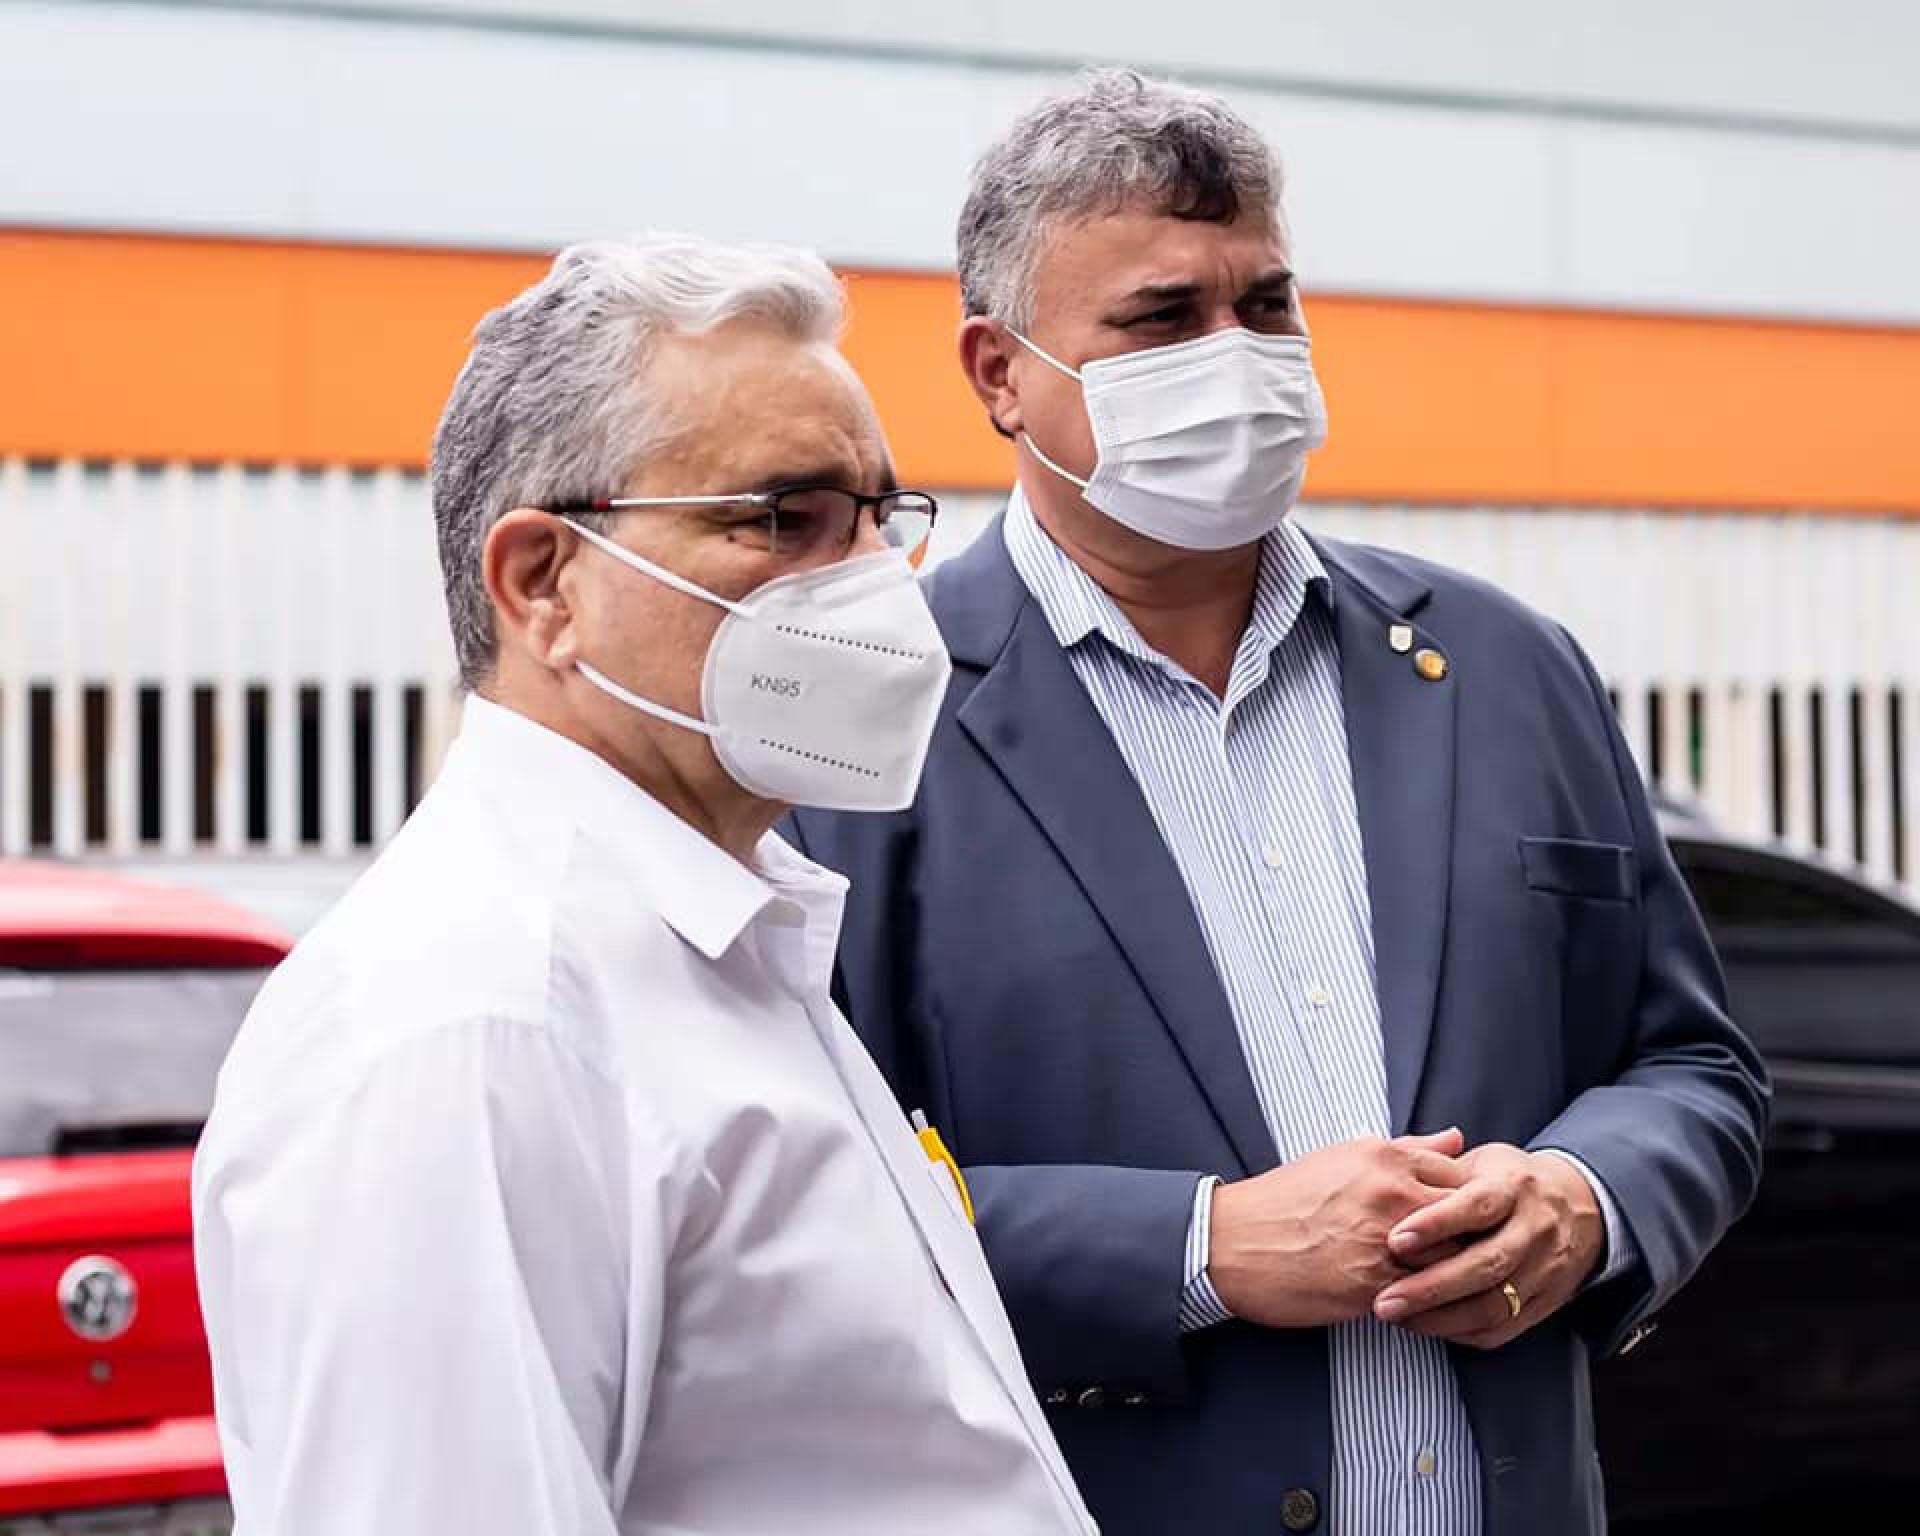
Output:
top-left (430, 233), bottom-right (845, 690)
top-left (958, 68), bottom-right (1286, 330)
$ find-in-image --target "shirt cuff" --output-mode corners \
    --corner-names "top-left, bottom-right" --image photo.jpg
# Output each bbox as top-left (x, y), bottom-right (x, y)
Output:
top-left (1538, 1148), bottom-right (1638, 1288)
top-left (1178, 1175), bottom-right (1236, 1331)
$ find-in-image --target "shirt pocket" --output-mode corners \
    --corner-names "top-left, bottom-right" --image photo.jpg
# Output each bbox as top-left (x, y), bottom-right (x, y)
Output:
top-left (1518, 836), bottom-right (1636, 904)
top-left (924, 1158), bottom-right (973, 1227)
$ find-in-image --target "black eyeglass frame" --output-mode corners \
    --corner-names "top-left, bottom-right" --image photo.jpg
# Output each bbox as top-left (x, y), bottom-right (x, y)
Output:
top-left (546, 484), bottom-right (939, 558)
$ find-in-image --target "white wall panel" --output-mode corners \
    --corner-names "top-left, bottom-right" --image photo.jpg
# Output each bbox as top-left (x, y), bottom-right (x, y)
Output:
top-left (4, 1), bottom-right (1920, 323)
top-left (0, 2), bottom-right (996, 264)
top-left (1561, 122), bottom-right (1920, 318)
top-left (245, 0), bottom-right (1920, 133)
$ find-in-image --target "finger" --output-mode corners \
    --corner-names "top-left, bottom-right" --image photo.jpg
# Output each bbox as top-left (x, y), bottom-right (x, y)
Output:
top-left (1395, 1126), bottom-right (1465, 1158)
top-left (1373, 1235), bottom-right (1523, 1322)
top-left (1438, 1260), bottom-right (1562, 1348)
top-left (1388, 1176), bottom-right (1519, 1256)
top-left (1400, 1285), bottom-right (1517, 1341)
top-left (1404, 1150), bottom-right (1472, 1191)
top-left (1392, 1237), bottom-right (1465, 1271)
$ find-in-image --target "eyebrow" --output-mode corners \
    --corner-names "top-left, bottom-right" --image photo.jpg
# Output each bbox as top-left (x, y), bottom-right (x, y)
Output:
top-left (1104, 268), bottom-right (1297, 318)
top-left (1244, 268), bottom-right (1296, 294)
top-left (1107, 281), bottom-right (1203, 317)
top-left (741, 464), bottom-right (860, 494)
top-left (757, 460), bottom-right (901, 496)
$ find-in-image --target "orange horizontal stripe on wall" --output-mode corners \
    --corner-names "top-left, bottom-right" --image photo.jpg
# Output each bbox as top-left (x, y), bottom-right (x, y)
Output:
top-left (4, 229), bottom-right (1919, 512)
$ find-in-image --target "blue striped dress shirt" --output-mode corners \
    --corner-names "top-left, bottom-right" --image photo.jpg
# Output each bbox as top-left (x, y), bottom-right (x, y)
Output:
top-left (1003, 488), bottom-right (1629, 1534)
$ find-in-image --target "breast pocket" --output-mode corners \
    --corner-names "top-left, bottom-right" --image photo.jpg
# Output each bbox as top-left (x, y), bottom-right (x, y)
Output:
top-left (1515, 837), bottom-right (1642, 1099)
top-left (1518, 836), bottom-right (1636, 903)
top-left (924, 1158), bottom-right (973, 1227)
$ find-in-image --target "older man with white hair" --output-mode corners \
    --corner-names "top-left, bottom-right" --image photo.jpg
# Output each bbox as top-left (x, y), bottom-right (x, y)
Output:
top-left (192, 235), bottom-right (1095, 1536)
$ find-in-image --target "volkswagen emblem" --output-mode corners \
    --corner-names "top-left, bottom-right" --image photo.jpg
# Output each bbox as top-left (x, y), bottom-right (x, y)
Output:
top-left (58, 1254), bottom-right (138, 1342)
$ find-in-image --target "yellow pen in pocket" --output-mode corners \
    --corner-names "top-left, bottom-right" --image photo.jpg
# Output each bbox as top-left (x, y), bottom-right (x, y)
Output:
top-left (911, 1110), bottom-right (976, 1225)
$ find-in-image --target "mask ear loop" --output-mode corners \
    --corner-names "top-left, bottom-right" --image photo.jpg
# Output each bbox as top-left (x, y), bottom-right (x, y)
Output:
top-left (1018, 433), bottom-right (1093, 491)
top-left (1004, 330), bottom-right (1096, 492)
top-left (564, 517), bottom-right (756, 619)
top-left (574, 660), bottom-right (716, 737)
top-left (563, 517), bottom-right (741, 738)
top-left (1007, 328), bottom-right (1083, 382)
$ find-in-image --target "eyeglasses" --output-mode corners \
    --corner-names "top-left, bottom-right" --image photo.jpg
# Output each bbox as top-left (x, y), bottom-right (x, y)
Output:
top-left (548, 485), bottom-right (938, 561)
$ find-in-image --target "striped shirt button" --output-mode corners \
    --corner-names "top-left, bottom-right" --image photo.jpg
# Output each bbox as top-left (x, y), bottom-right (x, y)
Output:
top-left (1262, 845), bottom-right (1287, 869)
top-left (1306, 984), bottom-right (1334, 1009)
top-left (1415, 1448), bottom-right (1438, 1478)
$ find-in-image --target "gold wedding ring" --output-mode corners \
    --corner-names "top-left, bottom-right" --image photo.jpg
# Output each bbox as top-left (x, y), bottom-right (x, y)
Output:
top-left (1501, 1281), bottom-right (1523, 1319)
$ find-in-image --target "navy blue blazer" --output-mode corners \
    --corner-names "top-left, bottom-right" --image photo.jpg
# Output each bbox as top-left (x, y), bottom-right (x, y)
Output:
top-left (787, 517), bottom-right (1768, 1536)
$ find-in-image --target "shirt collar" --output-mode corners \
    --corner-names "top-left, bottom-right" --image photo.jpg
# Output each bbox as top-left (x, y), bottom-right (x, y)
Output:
top-left (449, 695), bottom-right (846, 963)
top-left (1002, 483), bottom-right (1333, 676)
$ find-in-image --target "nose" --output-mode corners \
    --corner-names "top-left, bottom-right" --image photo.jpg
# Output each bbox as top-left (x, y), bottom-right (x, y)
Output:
top-left (847, 510), bottom-right (890, 558)
top-left (1200, 305), bottom-right (1244, 337)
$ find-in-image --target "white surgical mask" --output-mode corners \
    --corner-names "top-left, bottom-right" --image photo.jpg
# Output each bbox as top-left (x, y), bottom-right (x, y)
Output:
top-left (1012, 326), bottom-right (1328, 551)
top-left (564, 520), bottom-right (952, 812)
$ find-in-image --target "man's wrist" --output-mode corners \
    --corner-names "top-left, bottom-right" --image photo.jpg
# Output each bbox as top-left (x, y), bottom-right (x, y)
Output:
top-left (1536, 1148), bottom-right (1631, 1287)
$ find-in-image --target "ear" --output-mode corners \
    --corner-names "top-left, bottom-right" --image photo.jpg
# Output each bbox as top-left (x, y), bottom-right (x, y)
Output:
top-left (958, 315), bottom-right (1024, 439)
top-left (483, 508), bottom-right (580, 671)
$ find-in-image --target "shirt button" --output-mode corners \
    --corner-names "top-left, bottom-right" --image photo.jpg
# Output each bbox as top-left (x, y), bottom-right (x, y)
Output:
top-left (1306, 984), bottom-right (1333, 1009)
top-left (1415, 1448), bottom-right (1438, 1478)
top-left (1262, 845), bottom-right (1287, 870)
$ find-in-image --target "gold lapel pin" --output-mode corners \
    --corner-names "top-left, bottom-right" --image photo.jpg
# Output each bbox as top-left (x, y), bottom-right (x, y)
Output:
top-left (1388, 624), bottom-right (1414, 654)
top-left (1414, 648), bottom-right (1449, 682)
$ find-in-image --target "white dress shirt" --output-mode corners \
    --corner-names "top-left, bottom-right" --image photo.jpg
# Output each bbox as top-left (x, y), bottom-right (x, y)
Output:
top-left (192, 695), bottom-right (1094, 1536)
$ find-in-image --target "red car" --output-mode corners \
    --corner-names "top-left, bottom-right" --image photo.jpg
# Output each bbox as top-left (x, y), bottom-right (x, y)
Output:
top-left (0, 861), bottom-right (287, 1534)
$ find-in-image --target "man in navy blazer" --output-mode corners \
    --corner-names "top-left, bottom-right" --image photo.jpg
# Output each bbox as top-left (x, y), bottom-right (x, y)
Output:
top-left (790, 70), bottom-right (1767, 1536)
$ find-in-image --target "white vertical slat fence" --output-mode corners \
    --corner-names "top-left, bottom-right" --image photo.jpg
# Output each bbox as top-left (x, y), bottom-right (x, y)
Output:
top-left (1, 460), bottom-right (459, 864)
top-left (2, 461), bottom-right (1917, 906)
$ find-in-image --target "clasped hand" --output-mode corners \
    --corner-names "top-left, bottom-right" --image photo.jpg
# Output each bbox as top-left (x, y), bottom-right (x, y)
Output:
top-left (1208, 1131), bottom-right (1605, 1349)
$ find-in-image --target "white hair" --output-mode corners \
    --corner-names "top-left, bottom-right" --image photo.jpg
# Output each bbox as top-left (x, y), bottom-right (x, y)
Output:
top-left (430, 233), bottom-right (845, 689)
top-left (958, 68), bottom-right (1285, 330)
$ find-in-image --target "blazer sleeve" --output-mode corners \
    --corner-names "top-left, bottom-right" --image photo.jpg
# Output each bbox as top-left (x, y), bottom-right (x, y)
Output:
top-left (1529, 627), bottom-right (1772, 1357)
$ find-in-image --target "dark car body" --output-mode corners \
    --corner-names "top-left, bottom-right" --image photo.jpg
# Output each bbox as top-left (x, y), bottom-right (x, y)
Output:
top-left (1601, 807), bottom-right (1920, 1531)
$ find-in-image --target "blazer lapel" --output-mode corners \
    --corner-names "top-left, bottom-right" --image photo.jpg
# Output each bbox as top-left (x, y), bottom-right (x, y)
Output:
top-left (1314, 536), bottom-right (1457, 1134)
top-left (951, 590), bottom-right (1279, 1177)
